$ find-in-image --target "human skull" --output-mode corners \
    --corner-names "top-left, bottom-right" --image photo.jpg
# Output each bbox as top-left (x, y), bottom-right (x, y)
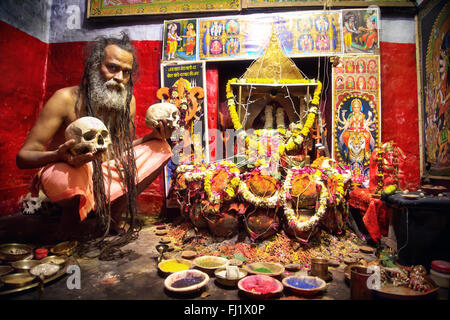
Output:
top-left (145, 102), bottom-right (180, 129)
top-left (65, 116), bottom-right (112, 156)
top-left (21, 192), bottom-right (44, 215)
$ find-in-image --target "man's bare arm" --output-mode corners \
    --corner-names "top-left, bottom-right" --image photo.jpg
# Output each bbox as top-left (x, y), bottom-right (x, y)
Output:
top-left (16, 88), bottom-right (101, 169)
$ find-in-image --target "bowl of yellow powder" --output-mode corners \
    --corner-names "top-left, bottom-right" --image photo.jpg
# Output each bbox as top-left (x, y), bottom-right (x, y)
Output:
top-left (158, 258), bottom-right (193, 277)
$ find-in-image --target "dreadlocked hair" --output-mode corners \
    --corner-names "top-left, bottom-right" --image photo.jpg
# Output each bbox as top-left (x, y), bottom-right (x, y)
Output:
top-left (75, 32), bottom-right (142, 260)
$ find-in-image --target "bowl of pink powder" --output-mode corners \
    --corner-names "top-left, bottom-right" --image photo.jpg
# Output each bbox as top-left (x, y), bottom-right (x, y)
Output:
top-left (237, 275), bottom-right (283, 299)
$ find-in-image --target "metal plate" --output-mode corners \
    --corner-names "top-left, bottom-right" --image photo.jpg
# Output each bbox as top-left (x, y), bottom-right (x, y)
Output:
top-left (0, 256), bottom-right (78, 296)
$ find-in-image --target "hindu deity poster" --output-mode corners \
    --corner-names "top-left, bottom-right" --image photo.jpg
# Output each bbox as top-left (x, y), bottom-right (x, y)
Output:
top-left (242, 0), bottom-right (412, 8)
top-left (87, 0), bottom-right (240, 18)
top-left (342, 8), bottom-right (380, 54)
top-left (332, 56), bottom-right (382, 186)
top-left (198, 10), bottom-right (342, 61)
top-left (162, 19), bottom-right (198, 61)
top-left (418, 0), bottom-right (450, 178)
top-left (159, 62), bottom-right (209, 206)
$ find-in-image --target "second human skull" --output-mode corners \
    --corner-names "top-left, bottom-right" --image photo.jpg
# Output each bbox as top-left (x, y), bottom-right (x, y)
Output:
top-left (145, 102), bottom-right (180, 129)
top-left (65, 116), bottom-right (112, 156)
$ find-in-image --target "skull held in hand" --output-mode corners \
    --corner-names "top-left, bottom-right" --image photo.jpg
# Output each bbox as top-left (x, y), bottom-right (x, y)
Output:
top-left (65, 116), bottom-right (112, 156)
top-left (145, 102), bottom-right (180, 130)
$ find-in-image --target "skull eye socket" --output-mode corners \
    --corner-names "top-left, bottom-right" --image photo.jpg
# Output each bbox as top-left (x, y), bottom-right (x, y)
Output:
top-left (83, 130), bottom-right (97, 141)
top-left (101, 130), bottom-right (109, 138)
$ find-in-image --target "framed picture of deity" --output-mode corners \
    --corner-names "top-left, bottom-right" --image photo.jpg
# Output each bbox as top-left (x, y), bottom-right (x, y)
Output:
top-left (342, 7), bottom-right (380, 55)
top-left (162, 19), bottom-right (199, 61)
top-left (332, 55), bottom-right (382, 187)
top-left (417, 0), bottom-right (450, 179)
top-left (159, 61), bottom-right (209, 207)
top-left (198, 10), bottom-right (343, 61)
top-left (242, 0), bottom-right (413, 8)
top-left (87, 0), bottom-right (241, 18)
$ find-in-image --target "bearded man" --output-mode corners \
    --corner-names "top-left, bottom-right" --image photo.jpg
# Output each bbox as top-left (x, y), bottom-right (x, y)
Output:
top-left (16, 33), bottom-right (173, 242)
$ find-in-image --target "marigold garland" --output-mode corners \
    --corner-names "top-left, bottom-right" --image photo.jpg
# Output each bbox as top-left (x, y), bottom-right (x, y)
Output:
top-left (203, 161), bottom-right (241, 206)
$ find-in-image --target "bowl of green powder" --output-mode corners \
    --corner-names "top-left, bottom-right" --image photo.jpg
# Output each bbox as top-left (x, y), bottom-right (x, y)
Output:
top-left (244, 262), bottom-right (285, 277)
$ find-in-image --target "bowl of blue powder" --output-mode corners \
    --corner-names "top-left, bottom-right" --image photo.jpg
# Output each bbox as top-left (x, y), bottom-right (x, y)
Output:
top-left (282, 275), bottom-right (326, 296)
top-left (164, 269), bottom-right (209, 294)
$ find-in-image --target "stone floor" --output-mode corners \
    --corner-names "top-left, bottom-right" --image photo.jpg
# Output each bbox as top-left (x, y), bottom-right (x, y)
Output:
top-left (0, 213), bottom-right (448, 302)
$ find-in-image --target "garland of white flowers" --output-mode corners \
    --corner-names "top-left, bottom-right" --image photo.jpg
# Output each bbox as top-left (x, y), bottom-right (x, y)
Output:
top-left (176, 164), bottom-right (206, 182)
top-left (281, 167), bottom-right (328, 232)
top-left (238, 178), bottom-right (280, 208)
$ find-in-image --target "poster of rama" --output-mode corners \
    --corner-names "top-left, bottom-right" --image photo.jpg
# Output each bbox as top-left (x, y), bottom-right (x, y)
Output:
top-left (87, 0), bottom-right (240, 18)
top-left (159, 62), bottom-right (209, 206)
top-left (418, 0), bottom-right (450, 178)
top-left (342, 8), bottom-right (380, 54)
top-left (198, 10), bottom-right (342, 61)
top-left (332, 56), bottom-right (382, 186)
top-left (163, 19), bottom-right (198, 61)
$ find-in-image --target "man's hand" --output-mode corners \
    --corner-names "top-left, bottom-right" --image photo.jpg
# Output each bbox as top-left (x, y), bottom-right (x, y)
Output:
top-left (57, 139), bottom-right (104, 167)
top-left (153, 120), bottom-right (174, 140)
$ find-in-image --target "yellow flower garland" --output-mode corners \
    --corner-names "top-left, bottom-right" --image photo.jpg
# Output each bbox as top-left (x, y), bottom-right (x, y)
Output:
top-left (203, 161), bottom-right (241, 206)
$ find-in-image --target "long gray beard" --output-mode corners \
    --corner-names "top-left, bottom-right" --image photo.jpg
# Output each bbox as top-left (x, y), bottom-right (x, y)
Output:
top-left (88, 70), bottom-right (128, 112)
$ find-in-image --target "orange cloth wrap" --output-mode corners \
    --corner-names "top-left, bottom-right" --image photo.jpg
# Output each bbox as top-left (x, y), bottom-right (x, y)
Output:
top-left (37, 139), bottom-right (172, 221)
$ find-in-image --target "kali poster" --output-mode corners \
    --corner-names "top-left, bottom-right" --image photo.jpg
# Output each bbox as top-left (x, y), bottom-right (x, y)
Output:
top-left (160, 62), bottom-right (209, 206)
top-left (163, 19), bottom-right (198, 61)
top-left (332, 56), bottom-right (382, 186)
top-left (418, 0), bottom-right (450, 178)
top-left (342, 8), bottom-right (380, 54)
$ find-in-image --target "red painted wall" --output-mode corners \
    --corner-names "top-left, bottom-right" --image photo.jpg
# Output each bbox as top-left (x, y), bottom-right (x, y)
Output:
top-left (0, 22), bottom-right (166, 216)
top-left (0, 20), bottom-right (422, 216)
top-left (0, 21), bottom-right (48, 215)
top-left (380, 42), bottom-right (421, 190)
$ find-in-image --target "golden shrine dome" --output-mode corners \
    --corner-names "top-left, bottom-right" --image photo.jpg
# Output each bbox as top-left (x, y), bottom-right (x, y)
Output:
top-left (243, 29), bottom-right (304, 81)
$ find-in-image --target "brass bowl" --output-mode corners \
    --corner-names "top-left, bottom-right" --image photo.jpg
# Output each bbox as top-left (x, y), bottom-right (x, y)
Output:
top-left (1, 273), bottom-right (36, 288)
top-left (244, 262), bottom-right (285, 277)
top-left (192, 256), bottom-right (229, 275)
top-left (41, 255), bottom-right (67, 266)
top-left (11, 260), bottom-right (41, 273)
top-left (164, 269), bottom-right (209, 294)
top-left (0, 243), bottom-right (33, 261)
top-left (214, 267), bottom-right (247, 287)
top-left (50, 241), bottom-right (78, 256)
top-left (30, 263), bottom-right (60, 278)
top-left (282, 275), bottom-right (327, 296)
top-left (0, 265), bottom-right (14, 277)
top-left (157, 258), bottom-right (193, 278)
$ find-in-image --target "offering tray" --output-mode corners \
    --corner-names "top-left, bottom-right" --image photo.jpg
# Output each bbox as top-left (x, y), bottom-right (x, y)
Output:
top-left (371, 276), bottom-right (439, 300)
top-left (0, 255), bottom-right (78, 296)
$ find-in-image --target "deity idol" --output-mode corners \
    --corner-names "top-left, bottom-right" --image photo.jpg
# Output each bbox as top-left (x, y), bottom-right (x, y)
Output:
top-left (185, 23), bottom-right (196, 56)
